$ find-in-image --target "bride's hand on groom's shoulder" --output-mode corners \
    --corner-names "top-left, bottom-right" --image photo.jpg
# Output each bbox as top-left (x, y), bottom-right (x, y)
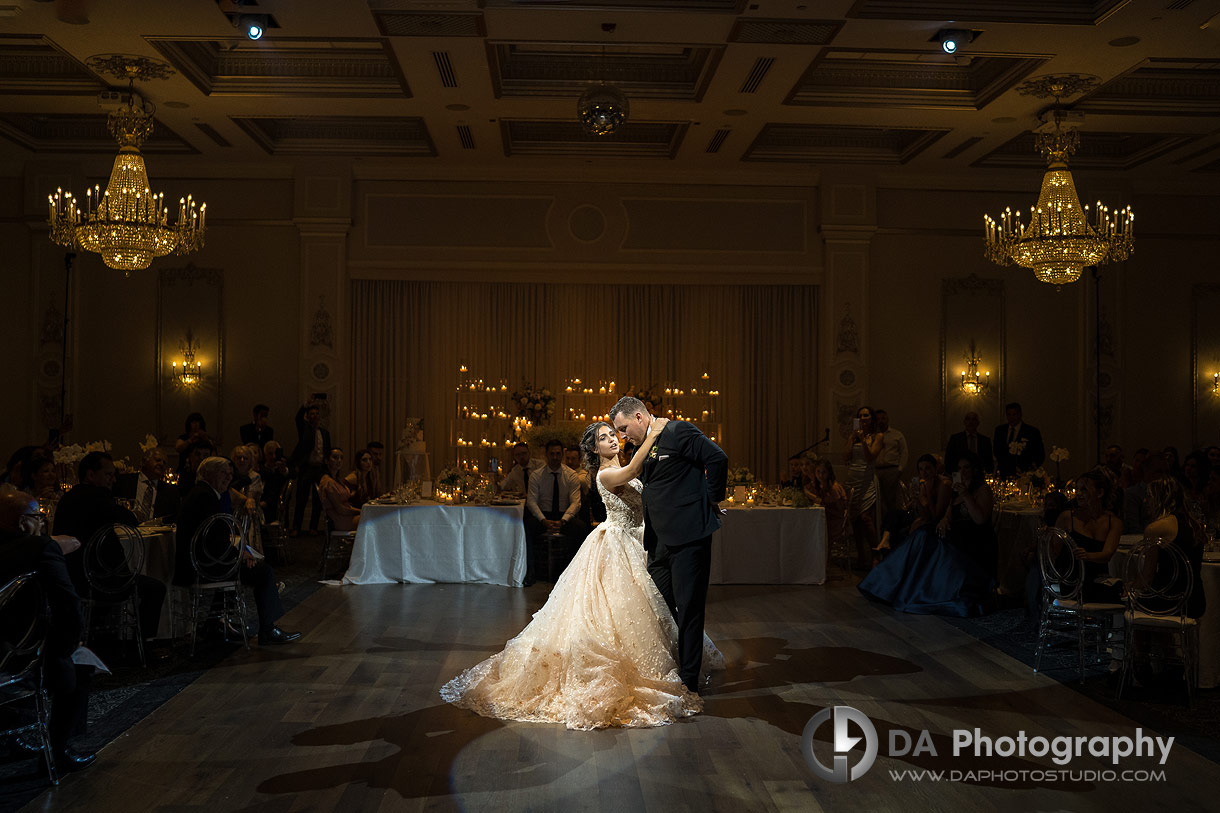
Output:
top-left (653, 417), bottom-right (670, 430)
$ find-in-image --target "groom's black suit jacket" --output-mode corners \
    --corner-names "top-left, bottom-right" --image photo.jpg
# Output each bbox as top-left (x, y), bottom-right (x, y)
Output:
top-left (640, 420), bottom-right (728, 551)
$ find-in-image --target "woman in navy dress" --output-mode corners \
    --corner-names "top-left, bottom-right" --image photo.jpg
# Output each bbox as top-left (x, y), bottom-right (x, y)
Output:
top-left (858, 452), bottom-right (995, 617)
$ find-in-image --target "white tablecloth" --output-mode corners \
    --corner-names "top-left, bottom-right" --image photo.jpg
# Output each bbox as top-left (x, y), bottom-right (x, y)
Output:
top-left (1109, 543), bottom-right (1220, 689)
top-left (342, 501), bottom-right (527, 587)
top-left (710, 506), bottom-right (827, 585)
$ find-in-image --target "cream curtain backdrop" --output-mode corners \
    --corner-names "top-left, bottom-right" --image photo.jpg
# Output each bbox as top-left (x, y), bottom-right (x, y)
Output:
top-left (350, 280), bottom-right (818, 483)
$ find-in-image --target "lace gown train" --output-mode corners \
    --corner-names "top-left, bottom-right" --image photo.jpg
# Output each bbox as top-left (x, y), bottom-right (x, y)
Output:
top-left (440, 475), bottom-right (722, 730)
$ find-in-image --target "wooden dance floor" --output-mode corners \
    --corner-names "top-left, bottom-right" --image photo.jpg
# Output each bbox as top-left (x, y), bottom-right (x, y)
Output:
top-left (24, 581), bottom-right (1220, 811)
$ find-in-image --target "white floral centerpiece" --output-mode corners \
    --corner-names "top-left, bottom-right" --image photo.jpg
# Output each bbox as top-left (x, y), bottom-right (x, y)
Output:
top-left (511, 382), bottom-right (555, 424)
top-left (398, 417), bottom-right (425, 453)
top-left (1049, 445), bottom-right (1069, 485)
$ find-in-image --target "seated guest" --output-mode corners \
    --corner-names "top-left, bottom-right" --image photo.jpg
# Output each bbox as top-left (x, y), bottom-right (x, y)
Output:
top-left (1178, 451), bottom-right (1208, 520)
top-left (1164, 446), bottom-right (1182, 480)
top-left (858, 451), bottom-right (995, 617)
top-left (1054, 467), bottom-right (1123, 604)
top-left (343, 448), bottom-right (377, 509)
top-left (0, 490), bottom-right (95, 772)
top-left (1142, 477), bottom-right (1206, 619)
top-left (230, 445), bottom-right (264, 550)
top-left (174, 412), bottom-right (211, 476)
top-left (524, 440), bottom-right (588, 585)
top-left (4, 446), bottom-right (40, 488)
top-left (875, 453), bottom-right (951, 556)
top-left (239, 403), bottom-right (274, 449)
top-left (52, 452), bottom-right (165, 647)
top-left (1208, 445), bottom-right (1220, 471)
top-left (804, 459), bottom-right (846, 565)
top-left (498, 441), bottom-right (545, 495)
top-left (365, 441), bottom-right (385, 499)
top-left (260, 441), bottom-right (290, 523)
top-left (174, 457), bottom-right (299, 645)
top-left (176, 439), bottom-right (215, 497)
top-left (1124, 451), bottom-right (1168, 533)
top-left (21, 450), bottom-right (61, 502)
top-left (319, 448), bottom-right (360, 531)
top-left (563, 445), bottom-right (595, 526)
top-left (780, 455), bottom-right (805, 490)
top-left (1103, 444), bottom-right (1134, 493)
top-left (115, 449), bottom-right (179, 523)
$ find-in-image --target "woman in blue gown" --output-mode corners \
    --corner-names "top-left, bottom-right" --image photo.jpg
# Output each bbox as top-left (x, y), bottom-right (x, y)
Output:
top-left (858, 452), bottom-right (996, 617)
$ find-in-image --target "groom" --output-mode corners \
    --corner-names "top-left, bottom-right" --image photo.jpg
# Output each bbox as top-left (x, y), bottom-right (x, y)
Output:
top-left (611, 396), bottom-right (728, 693)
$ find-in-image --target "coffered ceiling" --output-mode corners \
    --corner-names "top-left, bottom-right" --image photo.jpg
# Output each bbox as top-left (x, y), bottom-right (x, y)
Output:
top-left (0, 0), bottom-right (1218, 189)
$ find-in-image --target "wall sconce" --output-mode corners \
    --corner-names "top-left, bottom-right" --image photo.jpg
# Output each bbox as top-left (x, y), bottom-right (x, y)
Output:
top-left (960, 339), bottom-right (990, 396)
top-left (172, 331), bottom-right (204, 387)
top-left (1212, 372), bottom-right (1219, 397)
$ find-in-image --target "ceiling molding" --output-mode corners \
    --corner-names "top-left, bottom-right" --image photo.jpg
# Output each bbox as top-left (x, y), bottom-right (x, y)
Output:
top-left (487, 41), bottom-right (723, 101)
top-left (972, 130), bottom-right (1198, 170)
top-left (231, 116), bottom-right (435, 157)
top-left (0, 113), bottom-right (196, 154)
top-left (370, 10), bottom-right (486, 38)
top-left (727, 18), bottom-right (843, 45)
top-left (786, 49), bottom-right (1049, 111)
top-left (1074, 58), bottom-right (1220, 116)
top-left (500, 119), bottom-right (689, 158)
top-left (0, 35), bottom-right (105, 96)
top-left (744, 124), bottom-right (949, 164)
top-left (482, 0), bottom-right (745, 10)
top-left (845, 0), bottom-right (1132, 25)
top-left (146, 37), bottom-right (412, 98)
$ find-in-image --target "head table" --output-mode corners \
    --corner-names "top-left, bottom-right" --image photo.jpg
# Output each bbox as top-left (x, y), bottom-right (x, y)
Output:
top-left (341, 500), bottom-right (528, 587)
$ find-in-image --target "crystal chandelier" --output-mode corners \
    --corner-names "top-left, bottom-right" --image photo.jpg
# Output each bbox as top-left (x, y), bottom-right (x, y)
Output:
top-left (48, 56), bottom-right (206, 275)
top-left (577, 82), bottom-right (629, 136)
top-left (959, 340), bottom-right (990, 396)
top-left (983, 77), bottom-right (1133, 286)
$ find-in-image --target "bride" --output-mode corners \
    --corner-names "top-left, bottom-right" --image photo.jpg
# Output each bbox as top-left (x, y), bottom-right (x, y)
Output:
top-left (440, 418), bottom-right (722, 730)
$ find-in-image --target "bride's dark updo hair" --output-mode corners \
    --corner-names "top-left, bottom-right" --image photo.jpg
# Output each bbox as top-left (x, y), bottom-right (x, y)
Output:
top-left (580, 421), bottom-right (611, 522)
top-left (580, 421), bottom-right (612, 478)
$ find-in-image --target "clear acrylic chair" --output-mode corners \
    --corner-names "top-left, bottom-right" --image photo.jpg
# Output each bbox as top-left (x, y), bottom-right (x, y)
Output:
top-left (188, 513), bottom-right (251, 656)
top-left (0, 572), bottom-right (57, 785)
top-left (82, 522), bottom-right (146, 667)
top-left (1119, 539), bottom-right (1199, 704)
top-left (1033, 526), bottom-right (1124, 682)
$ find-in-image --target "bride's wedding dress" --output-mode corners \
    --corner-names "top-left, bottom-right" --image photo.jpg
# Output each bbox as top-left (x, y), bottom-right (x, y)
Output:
top-left (440, 474), bottom-right (723, 730)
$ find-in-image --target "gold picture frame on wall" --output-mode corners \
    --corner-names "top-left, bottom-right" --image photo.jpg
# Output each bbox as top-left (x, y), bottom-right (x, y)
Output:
top-left (156, 264), bottom-right (224, 449)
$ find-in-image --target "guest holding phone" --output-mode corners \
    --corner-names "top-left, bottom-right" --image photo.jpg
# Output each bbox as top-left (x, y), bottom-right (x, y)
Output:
top-left (843, 406), bottom-right (883, 569)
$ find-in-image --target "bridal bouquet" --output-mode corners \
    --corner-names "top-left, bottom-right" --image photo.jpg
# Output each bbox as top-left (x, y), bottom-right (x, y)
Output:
top-left (512, 382), bottom-right (555, 423)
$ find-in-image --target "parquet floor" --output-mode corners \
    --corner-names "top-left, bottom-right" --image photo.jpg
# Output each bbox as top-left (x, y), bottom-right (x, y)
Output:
top-left (22, 580), bottom-right (1220, 812)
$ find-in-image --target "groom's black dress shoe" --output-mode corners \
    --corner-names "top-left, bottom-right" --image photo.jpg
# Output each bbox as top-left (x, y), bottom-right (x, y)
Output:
top-left (258, 627), bottom-right (301, 645)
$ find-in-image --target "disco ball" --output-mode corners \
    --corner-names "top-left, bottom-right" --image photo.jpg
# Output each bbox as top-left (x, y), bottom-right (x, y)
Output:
top-left (577, 83), bottom-right (629, 136)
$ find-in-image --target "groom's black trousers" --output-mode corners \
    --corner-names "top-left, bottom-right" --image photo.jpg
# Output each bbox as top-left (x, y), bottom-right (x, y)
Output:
top-left (648, 536), bottom-right (712, 693)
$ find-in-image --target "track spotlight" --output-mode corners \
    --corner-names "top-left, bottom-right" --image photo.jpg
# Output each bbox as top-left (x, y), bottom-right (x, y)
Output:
top-left (239, 14), bottom-right (266, 40)
top-left (937, 29), bottom-right (973, 54)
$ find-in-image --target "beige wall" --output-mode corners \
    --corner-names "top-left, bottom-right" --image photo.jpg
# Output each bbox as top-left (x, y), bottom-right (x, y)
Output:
top-left (5, 165), bottom-right (1219, 482)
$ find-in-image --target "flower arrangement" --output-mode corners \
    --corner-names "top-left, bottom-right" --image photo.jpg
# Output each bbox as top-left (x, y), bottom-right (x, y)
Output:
top-left (138, 434), bottom-right (159, 454)
top-left (397, 417), bottom-right (424, 452)
top-left (512, 382), bottom-right (555, 423)
top-left (778, 486), bottom-right (812, 508)
top-left (1008, 438), bottom-right (1028, 457)
top-left (727, 466), bottom-right (755, 487)
top-left (624, 386), bottom-right (662, 415)
top-left (522, 425), bottom-right (580, 451)
top-left (1049, 445), bottom-right (1069, 484)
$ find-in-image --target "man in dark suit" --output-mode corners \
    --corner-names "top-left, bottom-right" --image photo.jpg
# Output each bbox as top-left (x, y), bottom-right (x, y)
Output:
top-left (289, 401), bottom-right (331, 532)
top-left (114, 448), bottom-right (180, 523)
top-left (53, 451), bottom-right (165, 645)
top-left (0, 490), bottom-right (96, 771)
top-left (992, 401), bottom-right (1045, 477)
top-left (945, 411), bottom-right (995, 475)
top-left (175, 456), bottom-right (300, 645)
top-left (611, 395), bottom-right (727, 694)
top-left (239, 403), bottom-right (274, 449)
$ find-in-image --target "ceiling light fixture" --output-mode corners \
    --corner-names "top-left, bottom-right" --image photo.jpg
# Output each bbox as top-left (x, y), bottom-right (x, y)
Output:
top-left (239, 14), bottom-right (266, 40)
top-left (982, 75), bottom-right (1132, 287)
top-left (48, 55), bottom-right (207, 274)
top-left (936, 29), bottom-right (974, 54)
top-left (577, 46), bottom-right (628, 136)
